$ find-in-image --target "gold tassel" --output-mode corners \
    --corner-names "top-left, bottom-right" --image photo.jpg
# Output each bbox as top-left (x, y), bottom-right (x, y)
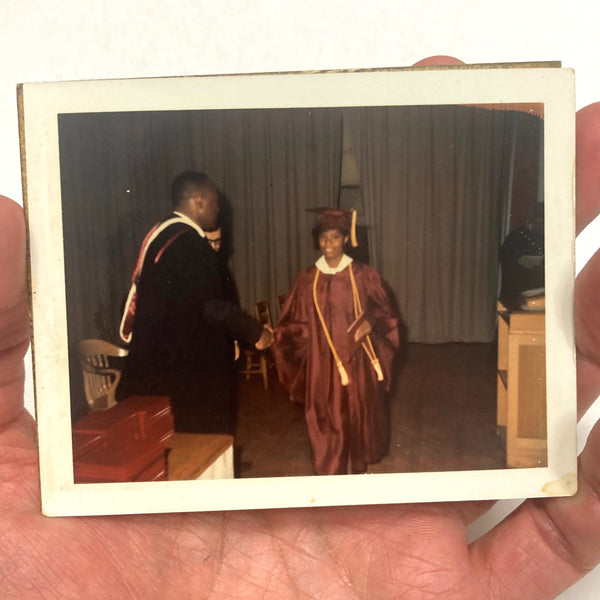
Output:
top-left (350, 209), bottom-right (358, 247)
top-left (349, 264), bottom-right (385, 384)
top-left (371, 358), bottom-right (384, 382)
top-left (336, 361), bottom-right (350, 386)
top-left (314, 270), bottom-right (350, 386)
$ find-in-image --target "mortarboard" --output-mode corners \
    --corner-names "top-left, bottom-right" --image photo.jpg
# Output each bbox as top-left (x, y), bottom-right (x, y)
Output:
top-left (306, 207), bottom-right (358, 247)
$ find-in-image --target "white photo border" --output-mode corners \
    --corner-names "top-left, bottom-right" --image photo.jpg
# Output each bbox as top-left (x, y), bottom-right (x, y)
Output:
top-left (19, 66), bottom-right (577, 516)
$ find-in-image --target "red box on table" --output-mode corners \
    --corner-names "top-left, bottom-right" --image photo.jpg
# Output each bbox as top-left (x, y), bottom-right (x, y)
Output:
top-left (72, 396), bottom-right (174, 483)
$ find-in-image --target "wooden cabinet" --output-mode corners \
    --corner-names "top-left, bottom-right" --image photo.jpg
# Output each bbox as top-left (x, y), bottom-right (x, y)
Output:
top-left (497, 302), bottom-right (547, 468)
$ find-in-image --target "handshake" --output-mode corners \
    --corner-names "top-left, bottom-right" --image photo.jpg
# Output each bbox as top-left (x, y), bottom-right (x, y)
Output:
top-left (255, 325), bottom-right (275, 350)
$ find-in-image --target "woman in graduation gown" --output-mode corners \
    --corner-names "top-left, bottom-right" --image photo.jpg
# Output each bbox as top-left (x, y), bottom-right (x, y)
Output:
top-left (273, 209), bottom-right (400, 475)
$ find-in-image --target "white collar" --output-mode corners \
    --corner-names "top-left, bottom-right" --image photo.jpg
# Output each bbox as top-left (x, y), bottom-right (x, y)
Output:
top-left (173, 211), bottom-right (206, 238)
top-left (315, 254), bottom-right (353, 274)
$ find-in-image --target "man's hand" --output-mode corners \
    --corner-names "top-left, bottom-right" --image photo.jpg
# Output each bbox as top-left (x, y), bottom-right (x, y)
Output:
top-left (255, 325), bottom-right (274, 350)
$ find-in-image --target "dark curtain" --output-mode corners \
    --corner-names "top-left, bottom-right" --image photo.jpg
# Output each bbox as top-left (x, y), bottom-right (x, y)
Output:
top-left (59, 108), bottom-right (343, 417)
top-left (344, 105), bottom-right (531, 343)
top-left (58, 103), bottom-right (540, 418)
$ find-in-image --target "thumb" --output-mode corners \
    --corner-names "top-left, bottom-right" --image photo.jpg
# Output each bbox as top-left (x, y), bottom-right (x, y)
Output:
top-left (0, 196), bottom-right (30, 426)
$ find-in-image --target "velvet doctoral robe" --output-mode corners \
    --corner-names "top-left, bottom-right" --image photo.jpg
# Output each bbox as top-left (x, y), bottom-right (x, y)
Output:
top-left (119, 213), bottom-right (263, 434)
top-left (274, 256), bottom-right (400, 475)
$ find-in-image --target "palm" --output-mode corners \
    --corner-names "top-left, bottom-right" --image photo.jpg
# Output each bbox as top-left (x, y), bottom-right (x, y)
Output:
top-left (2, 91), bottom-right (600, 600)
top-left (0, 424), bottom-right (492, 599)
top-left (0, 432), bottom-right (590, 600)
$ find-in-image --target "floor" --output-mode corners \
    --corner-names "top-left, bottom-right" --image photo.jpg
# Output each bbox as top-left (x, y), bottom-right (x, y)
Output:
top-left (233, 342), bottom-right (506, 478)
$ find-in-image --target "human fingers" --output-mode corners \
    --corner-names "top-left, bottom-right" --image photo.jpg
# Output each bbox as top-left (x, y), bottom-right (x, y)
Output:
top-left (464, 72), bottom-right (600, 600)
top-left (574, 103), bottom-right (600, 415)
top-left (468, 418), bottom-right (600, 600)
top-left (412, 56), bottom-right (465, 67)
top-left (575, 250), bottom-right (600, 416)
top-left (0, 196), bottom-right (30, 427)
top-left (576, 102), bottom-right (600, 234)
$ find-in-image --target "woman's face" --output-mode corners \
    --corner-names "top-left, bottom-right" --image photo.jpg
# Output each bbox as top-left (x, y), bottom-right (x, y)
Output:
top-left (318, 229), bottom-right (348, 266)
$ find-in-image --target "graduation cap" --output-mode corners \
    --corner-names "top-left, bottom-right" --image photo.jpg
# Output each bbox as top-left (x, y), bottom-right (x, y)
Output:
top-left (306, 207), bottom-right (358, 247)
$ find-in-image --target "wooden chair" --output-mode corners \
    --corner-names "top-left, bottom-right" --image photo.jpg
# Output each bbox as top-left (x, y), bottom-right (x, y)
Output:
top-left (239, 300), bottom-right (273, 390)
top-left (254, 299), bottom-right (274, 330)
top-left (77, 339), bottom-right (129, 411)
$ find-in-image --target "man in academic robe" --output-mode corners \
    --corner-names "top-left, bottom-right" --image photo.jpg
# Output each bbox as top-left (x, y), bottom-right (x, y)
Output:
top-left (118, 171), bottom-right (273, 434)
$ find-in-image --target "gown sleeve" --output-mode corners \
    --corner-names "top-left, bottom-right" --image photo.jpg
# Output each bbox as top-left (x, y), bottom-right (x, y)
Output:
top-left (273, 271), bottom-right (311, 403)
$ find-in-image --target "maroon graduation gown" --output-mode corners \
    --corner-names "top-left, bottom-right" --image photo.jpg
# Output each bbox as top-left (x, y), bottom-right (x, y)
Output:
top-left (274, 259), bottom-right (400, 475)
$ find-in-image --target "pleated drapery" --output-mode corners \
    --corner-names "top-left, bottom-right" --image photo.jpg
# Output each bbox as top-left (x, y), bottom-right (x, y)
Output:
top-left (58, 104), bottom-right (541, 416)
top-left (59, 108), bottom-right (342, 337)
top-left (344, 105), bottom-right (527, 343)
top-left (59, 108), bottom-right (343, 416)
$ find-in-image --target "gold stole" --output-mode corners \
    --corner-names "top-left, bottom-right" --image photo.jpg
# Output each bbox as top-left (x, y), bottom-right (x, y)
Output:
top-left (312, 263), bottom-right (384, 386)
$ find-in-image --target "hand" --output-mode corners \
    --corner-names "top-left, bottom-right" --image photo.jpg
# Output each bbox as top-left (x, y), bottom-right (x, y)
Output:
top-left (254, 325), bottom-right (274, 350)
top-left (2, 58), bottom-right (600, 599)
top-left (354, 319), bottom-right (373, 343)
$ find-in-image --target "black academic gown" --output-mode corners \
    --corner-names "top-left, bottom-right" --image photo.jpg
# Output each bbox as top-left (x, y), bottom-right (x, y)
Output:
top-left (119, 215), bottom-right (262, 434)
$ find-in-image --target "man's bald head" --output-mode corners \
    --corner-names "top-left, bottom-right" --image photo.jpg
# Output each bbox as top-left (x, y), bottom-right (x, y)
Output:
top-left (170, 171), bottom-right (219, 231)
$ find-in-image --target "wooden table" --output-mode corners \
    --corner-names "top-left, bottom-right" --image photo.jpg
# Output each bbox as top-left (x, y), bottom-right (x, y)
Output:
top-left (166, 433), bottom-right (234, 480)
top-left (497, 301), bottom-right (547, 468)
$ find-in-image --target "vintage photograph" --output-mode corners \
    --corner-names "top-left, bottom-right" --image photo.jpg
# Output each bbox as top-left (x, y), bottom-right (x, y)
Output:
top-left (19, 66), bottom-right (577, 516)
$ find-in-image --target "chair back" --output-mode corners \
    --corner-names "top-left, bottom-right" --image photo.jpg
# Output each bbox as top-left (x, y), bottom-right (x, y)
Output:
top-left (77, 339), bottom-right (129, 411)
top-left (254, 300), bottom-right (274, 329)
top-left (238, 300), bottom-right (274, 390)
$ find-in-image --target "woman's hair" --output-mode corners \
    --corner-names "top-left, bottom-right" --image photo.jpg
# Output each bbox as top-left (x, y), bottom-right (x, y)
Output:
top-left (311, 223), bottom-right (350, 251)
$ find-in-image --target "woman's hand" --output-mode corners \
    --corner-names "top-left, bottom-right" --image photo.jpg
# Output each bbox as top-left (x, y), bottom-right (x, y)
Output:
top-left (353, 318), bottom-right (373, 343)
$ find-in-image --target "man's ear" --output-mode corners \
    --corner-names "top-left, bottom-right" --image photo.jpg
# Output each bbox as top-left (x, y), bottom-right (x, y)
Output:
top-left (192, 193), bottom-right (205, 211)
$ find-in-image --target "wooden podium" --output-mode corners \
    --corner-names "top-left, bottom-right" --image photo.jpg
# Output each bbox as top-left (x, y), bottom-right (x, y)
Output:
top-left (497, 301), bottom-right (547, 468)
